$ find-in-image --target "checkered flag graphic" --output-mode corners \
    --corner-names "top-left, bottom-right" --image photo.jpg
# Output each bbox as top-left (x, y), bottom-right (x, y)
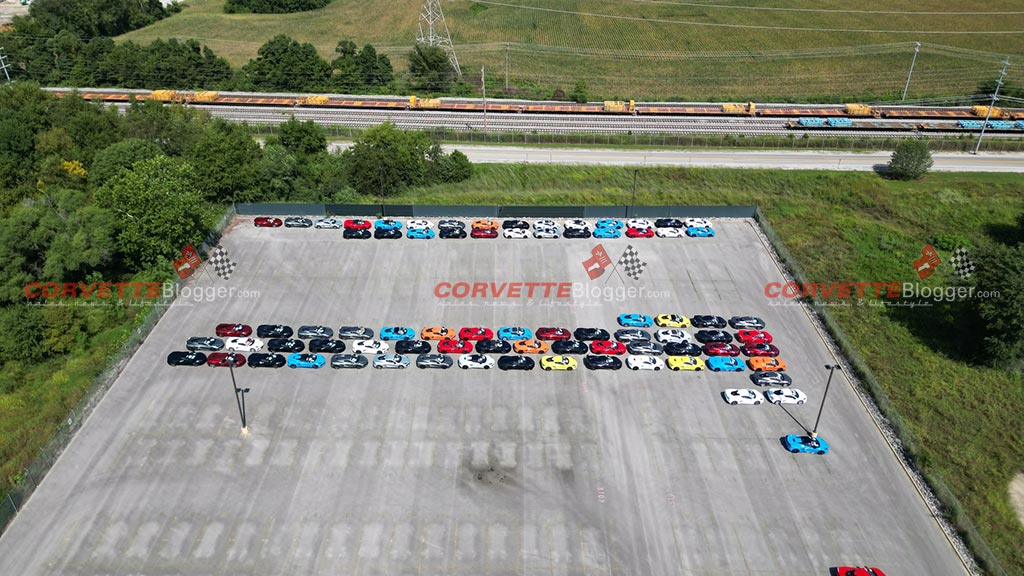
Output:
top-left (618, 245), bottom-right (647, 281)
top-left (209, 246), bottom-right (237, 280)
top-left (950, 246), bottom-right (976, 280)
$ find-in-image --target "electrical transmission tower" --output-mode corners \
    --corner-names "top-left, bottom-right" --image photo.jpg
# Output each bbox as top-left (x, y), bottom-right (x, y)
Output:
top-left (416, 0), bottom-right (461, 78)
top-left (0, 48), bottom-right (12, 84)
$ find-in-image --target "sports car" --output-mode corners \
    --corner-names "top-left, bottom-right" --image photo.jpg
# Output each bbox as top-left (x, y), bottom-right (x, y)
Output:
top-left (655, 314), bottom-right (689, 328)
top-left (352, 339), bottom-right (389, 354)
top-left (186, 337), bottom-right (224, 351)
top-left (374, 219), bottom-right (402, 230)
top-left (564, 219), bottom-right (589, 230)
top-left (373, 354), bottom-right (410, 369)
top-left (438, 339), bottom-right (474, 354)
top-left (695, 330), bottom-right (733, 344)
top-left (407, 228), bottom-right (435, 239)
top-left (533, 227), bottom-right (560, 239)
top-left (574, 327), bottom-right (611, 341)
top-left (471, 219), bottom-right (499, 231)
top-left (690, 315), bottom-right (727, 328)
top-left (471, 228), bottom-right (498, 239)
top-left (216, 323), bottom-right (252, 337)
top-left (563, 228), bottom-right (592, 239)
top-left (704, 342), bottom-right (741, 356)
top-left (254, 216), bottom-right (282, 227)
top-left (595, 219), bottom-right (623, 229)
top-left (374, 228), bottom-right (402, 239)
top-left (288, 353), bottom-right (326, 369)
top-left (416, 354), bottom-right (453, 369)
top-left (664, 341), bottom-right (703, 356)
top-left (247, 353), bottom-right (286, 368)
top-left (625, 227), bottom-right (654, 239)
top-left (502, 219), bottom-right (529, 229)
top-left (551, 340), bottom-right (588, 355)
top-left (421, 326), bottom-right (454, 340)
top-left (267, 338), bottom-right (305, 352)
top-left (834, 567), bottom-right (886, 576)
top-left (407, 219), bottom-right (432, 229)
top-left (655, 227), bottom-right (685, 238)
top-left (667, 355), bottom-right (705, 371)
top-left (736, 330), bottom-right (773, 344)
top-left (309, 339), bottom-right (346, 353)
top-left (654, 329), bottom-right (691, 344)
top-left (438, 219), bottom-right (465, 229)
top-left (513, 339), bottom-right (550, 354)
top-left (343, 228), bottom-right (371, 239)
top-left (752, 372), bottom-right (793, 387)
top-left (655, 218), bottom-right (683, 228)
top-left (503, 228), bottom-right (529, 239)
top-left (396, 340), bottom-right (431, 354)
top-left (626, 218), bottom-right (654, 229)
top-left (683, 218), bottom-right (711, 228)
top-left (626, 355), bottom-right (665, 371)
top-left (533, 219), bottom-right (558, 230)
top-left (297, 325), bottom-right (333, 339)
top-left (314, 218), bottom-right (343, 229)
top-left (541, 355), bottom-right (578, 371)
top-left (584, 355), bottom-right (622, 370)
top-left (497, 326), bottom-right (533, 340)
top-left (593, 227), bottom-right (621, 239)
top-left (729, 316), bottom-right (766, 330)
top-left (439, 227), bottom-right (467, 239)
top-left (459, 327), bottom-right (494, 341)
top-left (167, 351), bottom-right (207, 366)
top-left (590, 340), bottom-right (627, 355)
top-left (256, 324), bottom-right (292, 338)
top-left (331, 354), bottom-right (368, 369)
top-left (536, 327), bottom-right (571, 341)
top-left (207, 352), bottom-right (246, 367)
top-left (764, 388), bottom-right (807, 404)
top-left (458, 354), bottom-right (496, 369)
top-left (742, 343), bottom-right (780, 357)
top-left (226, 337), bottom-right (264, 352)
top-left (722, 389), bottom-right (763, 405)
top-left (284, 217), bottom-right (312, 228)
top-left (783, 434), bottom-right (829, 455)
top-left (497, 355), bottom-right (535, 371)
top-left (344, 219), bottom-right (372, 230)
top-left (706, 357), bottom-right (744, 372)
top-left (380, 326), bottom-right (415, 340)
top-left (614, 328), bottom-right (651, 342)
top-left (686, 226), bottom-right (715, 238)
top-left (337, 326), bottom-right (374, 340)
top-left (617, 313), bottom-right (653, 327)
top-left (476, 339), bottom-right (512, 354)
top-left (627, 341), bottom-right (664, 355)
top-left (749, 357), bottom-right (787, 372)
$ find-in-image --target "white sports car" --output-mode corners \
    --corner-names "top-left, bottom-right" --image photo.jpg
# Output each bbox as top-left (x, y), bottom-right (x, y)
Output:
top-left (373, 354), bottom-right (410, 369)
top-left (503, 228), bottom-right (529, 239)
top-left (564, 219), bottom-right (589, 230)
top-left (533, 219), bottom-right (558, 230)
top-left (407, 219), bottom-right (432, 229)
top-left (458, 354), bottom-right (496, 369)
top-left (764, 388), bottom-right (808, 405)
top-left (722, 389), bottom-right (764, 405)
top-left (626, 218), bottom-right (654, 229)
top-left (225, 337), bottom-right (264, 352)
top-left (655, 227), bottom-right (685, 238)
top-left (683, 218), bottom-right (711, 228)
top-left (533, 227), bottom-right (560, 239)
top-left (353, 339), bottom-right (390, 354)
top-left (654, 329), bottom-right (692, 344)
top-left (626, 355), bottom-right (665, 371)
top-left (314, 218), bottom-right (343, 229)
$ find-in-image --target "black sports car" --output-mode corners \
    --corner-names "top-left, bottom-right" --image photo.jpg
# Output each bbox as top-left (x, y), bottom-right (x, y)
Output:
top-left (256, 324), bottom-right (293, 338)
top-left (331, 354), bottom-right (368, 369)
top-left (614, 329), bottom-right (651, 342)
top-left (729, 316), bottom-right (766, 330)
top-left (695, 330), bottom-right (733, 344)
top-left (502, 219), bottom-right (529, 229)
top-left (551, 340), bottom-right (588, 355)
top-left (690, 315), bottom-right (727, 328)
top-left (416, 354), bottom-right (453, 369)
top-left (438, 219), bottom-right (465, 229)
top-left (396, 340), bottom-right (431, 354)
top-left (655, 218), bottom-right (683, 228)
top-left (343, 228), bottom-right (371, 239)
top-left (167, 351), bottom-right (207, 366)
top-left (573, 327), bottom-right (611, 341)
top-left (584, 355), bottom-right (622, 370)
top-left (374, 228), bottom-right (402, 240)
top-left (476, 339), bottom-right (512, 354)
top-left (186, 337), bottom-right (224, 351)
top-left (627, 341), bottom-right (664, 355)
top-left (297, 325), bottom-right (333, 339)
top-left (497, 355), bottom-right (535, 371)
top-left (752, 372), bottom-right (793, 387)
top-left (439, 227), bottom-right (467, 239)
top-left (268, 338), bottom-right (305, 352)
top-left (248, 353), bottom-right (286, 368)
top-left (284, 217), bottom-right (313, 228)
top-left (664, 341), bottom-right (703, 356)
top-left (309, 339), bottom-right (346, 353)
top-left (563, 228), bottom-right (592, 239)
top-left (337, 326), bottom-right (374, 339)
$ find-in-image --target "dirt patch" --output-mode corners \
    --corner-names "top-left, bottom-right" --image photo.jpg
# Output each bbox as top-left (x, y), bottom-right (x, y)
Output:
top-left (0, 3), bottom-right (30, 25)
top-left (1011, 473), bottom-right (1024, 527)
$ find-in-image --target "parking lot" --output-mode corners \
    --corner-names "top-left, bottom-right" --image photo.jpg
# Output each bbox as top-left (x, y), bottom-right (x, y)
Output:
top-left (0, 217), bottom-right (967, 575)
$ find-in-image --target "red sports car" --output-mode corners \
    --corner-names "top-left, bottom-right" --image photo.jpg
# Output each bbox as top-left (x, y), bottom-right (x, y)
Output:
top-left (590, 340), bottom-right (627, 355)
top-left (736, 330), bottom-right (773, 344)
top-left (704, 342), bottom-right (741, 357)
top-left (536, 327), bottom-right (572, 341)
top-left (438, 339), bottom-right (474, 354)
top-left (216, 323), bottom-right (252, 337)
top-left (741, 342), bottom-right (780, 357)
top-left (834, 568), bottom-right (887, 576)
top-left (459, 327), bottom-right (494, 341)
top-left (344, 219), bottom-right (372, 230)
top-left (254, 217), bottom-right (282, 227)
top-left (625, 227), bottom-right (654, 238)
top-left (471, 228), bottom-right (498, 239)
top-left (207, 352), bottom-right (247, 367)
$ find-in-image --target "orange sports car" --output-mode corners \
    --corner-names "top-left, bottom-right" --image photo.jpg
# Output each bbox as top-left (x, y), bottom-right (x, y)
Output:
top-left (512, 339), bottom-right (550, 354)
top-left (421, 326), bottom-right (454, 340)
top-left (471, 219), bottom-right (499, 231)
top-left (748, 357), bottom-right (787, 372)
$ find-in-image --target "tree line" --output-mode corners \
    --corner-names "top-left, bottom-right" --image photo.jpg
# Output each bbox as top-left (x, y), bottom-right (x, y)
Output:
top-left (224, 0), bottom-right (332, 14)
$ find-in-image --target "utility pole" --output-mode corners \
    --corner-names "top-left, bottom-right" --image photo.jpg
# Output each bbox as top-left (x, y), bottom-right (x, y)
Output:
top-left (0, 48), bottom-right (12, 84)
top-left (973, 58), bottom-right (1010, 155)
top-left (482, 65), bottom-right (487, 133)
top-left (811, 364), bottom-right (842, 439)
top-left (901, 42), bottom-right (920, 101)
top-left (504, 43), bottom-right (510, 91)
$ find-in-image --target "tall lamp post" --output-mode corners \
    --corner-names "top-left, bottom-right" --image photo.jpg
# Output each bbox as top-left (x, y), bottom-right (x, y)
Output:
top-left (227, 357), bottom-right (250, 435)
top-left (811, 364), bottom-right (842, 439)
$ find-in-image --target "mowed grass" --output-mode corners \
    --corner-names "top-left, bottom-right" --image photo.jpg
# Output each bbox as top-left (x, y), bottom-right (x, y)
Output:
top-left (119, 0), bottom-right (1024, 100)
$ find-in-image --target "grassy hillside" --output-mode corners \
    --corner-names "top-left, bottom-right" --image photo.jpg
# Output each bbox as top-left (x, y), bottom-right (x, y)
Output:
top-left (119, 0), bottom-right (1024, 100)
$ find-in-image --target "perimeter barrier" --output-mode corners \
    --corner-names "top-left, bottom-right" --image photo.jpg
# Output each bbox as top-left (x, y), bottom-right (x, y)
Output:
top-left (234, 203), bottom-right (759, 219)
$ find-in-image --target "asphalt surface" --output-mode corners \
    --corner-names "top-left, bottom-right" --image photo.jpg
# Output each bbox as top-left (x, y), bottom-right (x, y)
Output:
top-left (0, 218), bottom-right (968, 575)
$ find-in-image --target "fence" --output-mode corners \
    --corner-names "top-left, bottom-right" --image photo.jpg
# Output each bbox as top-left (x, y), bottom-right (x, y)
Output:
top-left (0, 205), bottom-right (237, 538)
top-left (234, 203), bottom-right (758, 219)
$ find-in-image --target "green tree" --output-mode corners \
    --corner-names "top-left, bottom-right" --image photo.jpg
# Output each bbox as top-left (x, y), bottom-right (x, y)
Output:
top-left (887, 139), bottom-right (933, 180)
top-left (89, 139), bottom-right (164, 189)
top-left (30, 0), bottom-right (167, 37)
top-left (427, 144), bottom-right (472, 183)
top-left (355, 45), bottom-right (393, 89)
top-left (274, 116), bottom-right (326, 157)
top-left (342, 121), bottom-right (433, 196)
top-left (331, 40), bottom-right (360, 92)
top-left (243, 35), bottom-right (331, 91)
top-left (185, 119), bottom-right (261, 202)
top-left (122, 99), bottom-right (205, 157)
top-left (970, 242), bottom-right (1024, 371)
top-left (253, 144), bottom-right (299, 201)
top-left (0, 306), bottom-right (45, 364)
top-left (408, 44), bottom-right (455, 92)
top-left (569, 81), bottom-right (588, 104)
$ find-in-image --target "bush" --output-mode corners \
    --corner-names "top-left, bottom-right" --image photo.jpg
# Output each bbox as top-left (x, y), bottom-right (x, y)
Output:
top-left (888, 139), bottom-right (933, 180)
top-left (408, 45), bottom-right (455, 92)
top-left (224, 0), bottom-right (331, 14)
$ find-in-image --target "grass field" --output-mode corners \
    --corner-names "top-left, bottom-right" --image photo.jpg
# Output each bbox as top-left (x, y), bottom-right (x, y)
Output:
top-left (118, 0), bottom-right (1024, 100)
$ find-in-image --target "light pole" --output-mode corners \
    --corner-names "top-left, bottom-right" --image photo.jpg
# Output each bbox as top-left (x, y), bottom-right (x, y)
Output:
top-left (811, 364), bottom-right (842, 439)
top-left (227, 359), bottom-right (250, 435)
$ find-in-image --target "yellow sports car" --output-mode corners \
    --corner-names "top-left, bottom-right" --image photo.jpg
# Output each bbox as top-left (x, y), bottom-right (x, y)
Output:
top-left (667, 355), bottom-right (705, 371)
top-left (655, 314), bottom-right (690, 328)
top-left (513, 339), bottom-right (550, 354)
top-left (540, 355), bottom-right (578, 371)
top-left (421, 326), bottom-right (453, 340)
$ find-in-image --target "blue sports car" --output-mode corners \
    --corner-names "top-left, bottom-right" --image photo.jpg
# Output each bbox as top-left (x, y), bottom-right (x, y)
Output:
top-left (617, 313), bottom-right (653, 327)
top-left (287, 353), bottom-right (326, 369)
top-left (595, 219), bottom-right (624, 229)
top-left (782, 434), bottom-right (830, 455)
top-left (686, 226), bottom-right (715, 237)
top-left (380, 326), bottom-right (415, 341)
top-left (706, 356), bottom-right (745, 372)
top-left (593, 227), bottom-right (621, 239)
top-left (374, 219), bottom-right (402, 231)
top-left (497, 326), bottom-right (533, 341)
top-left (408, 228), bottom-right (435, 239)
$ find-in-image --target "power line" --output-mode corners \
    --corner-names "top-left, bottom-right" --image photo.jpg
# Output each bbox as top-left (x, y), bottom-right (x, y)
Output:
top-left (624, 0), bottom-right (1024, 16)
